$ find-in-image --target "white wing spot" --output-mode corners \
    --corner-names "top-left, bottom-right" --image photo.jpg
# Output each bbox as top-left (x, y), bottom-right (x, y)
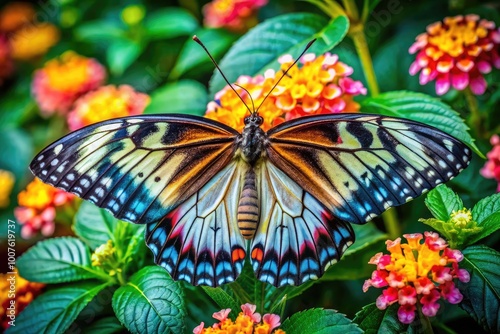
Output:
top-left (51, 159), bottom-right (59, 166)
top-left (438, 160), bottom-right (447, 168)
top-left (41, 170), bottom-right (47, 176)
top-left (37, 155), bottom-right (44, 161)
top-left (50, 175), bottom-right (57, 182)
top-left (447, 154), bottom-right (454, 161)
top-left (67, 173), bottom-right (75, 181)
top-left (127, 119), bottom-right (143, 124)
top-left (53, 144), bottom-right (64, 155)
top-left (405, 196), bottom-right (413, 202)
top-left (435, 179), bottom-right (442, 185)
top-left (40, 162), bottom-right (45, 168)
top-left (80, 178), bottom-right (90, 188)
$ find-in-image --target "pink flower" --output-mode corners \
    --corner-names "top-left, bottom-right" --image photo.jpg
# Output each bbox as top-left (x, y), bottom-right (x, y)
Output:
top-left (263, 313), bottom-right (281, 331)
top-left (32, 51), bottom-right (106, 116)
top-left (212, 308), bottom-right (231, 322)
top-left (480, 134), bottom-right (500, 192)
top-left (193, 322), bottom-right (204, 334)
top-left (241, 303), bottom-right (261, 323)
top-left (364, 232), bottom-right (469, 324)
top-left (203, 0), bottom-right (267, 33)
top-left (409, 15), bottom-right (500, 95)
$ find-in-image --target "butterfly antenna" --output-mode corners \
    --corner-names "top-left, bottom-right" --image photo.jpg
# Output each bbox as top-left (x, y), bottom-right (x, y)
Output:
top-left (235, 83), bottom-right (256, 113)
top-left (193, 35), bottom-right (253, 115)
top-left (255, 38), bottom-right (317, 114)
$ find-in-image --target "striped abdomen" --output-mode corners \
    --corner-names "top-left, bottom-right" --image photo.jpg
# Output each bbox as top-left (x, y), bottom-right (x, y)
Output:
top-left (238, 169), bottom-right (259, 239)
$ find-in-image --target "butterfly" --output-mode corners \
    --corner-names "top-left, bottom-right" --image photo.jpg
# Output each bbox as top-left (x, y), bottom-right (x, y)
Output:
top-left (30, 109), bottom-right (471, 287)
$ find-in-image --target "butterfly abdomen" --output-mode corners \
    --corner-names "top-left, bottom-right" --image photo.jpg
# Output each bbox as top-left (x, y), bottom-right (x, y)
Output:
top-left (237, 169), bottom-right (259, 239)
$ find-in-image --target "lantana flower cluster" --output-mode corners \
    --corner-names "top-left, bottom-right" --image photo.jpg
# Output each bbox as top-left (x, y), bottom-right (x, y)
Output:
top-left (206, 52), bottom-right (366, 131)
top-left (203, 0), bottom-right (268, 33)
top-left (481, 134), bottom-right (500, 192)
top-left (31, 51), bottom-right (150, 129)
top-left (193, 303), bottom-right (284, 334)
top-left (14, 178), bottom-right (75, 238)
top-left (363, 232), bottom-right (470, 324)
top-left (0, 268), bottom-right (44, 330)
top-left (409, 14), bottom-right (500, 95)
top-left (0, 2), bottom-right (59, 61)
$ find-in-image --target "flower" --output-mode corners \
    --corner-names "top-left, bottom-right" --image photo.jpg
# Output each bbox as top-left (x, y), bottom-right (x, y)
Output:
top-left (67, 84), bottom-right (150, 131)
top-left (14, 178), bottom-right (75, 238)
top-left (0, 2), bottom-right (36, 33)
top-left (0, 268), bottom-right (44, 330)
top-left (409, 14), bottom-right (500, 95)
top-left (205, 53), bottom-right (366, 132)
top-left (363, 232), bottom-right (470, 324)
top-left (203, 0), bottom-right (267, 33)
top-left (481, 134), bottom-right (500, 191)
top-left (0, 169), bottom-right (15, 208)
top-left (193, 303), bottom-right (285, 334)
top-left (32, 51), bottom-right (106, 116)
top-left (0, 33), bottom-right (13, 85)
top-left (9, 22), bottom-right (59, 60)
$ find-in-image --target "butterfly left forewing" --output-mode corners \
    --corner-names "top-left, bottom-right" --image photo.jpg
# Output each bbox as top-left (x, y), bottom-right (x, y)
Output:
top-left (30, 115), bottom-right (238, 224)
top-left (266, 113), bottom-right (471, 225)
top-left (251, 160), bottom-right (354, 287)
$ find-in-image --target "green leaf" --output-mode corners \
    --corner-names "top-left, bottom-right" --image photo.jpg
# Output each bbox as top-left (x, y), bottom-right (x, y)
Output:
top-left (17, 237), bottom-right (105, 283)
top-left (202, 286), bottom-right (241, 319)
top-left (457, 245), bottom-right (500, 333)
top-left (75, 20), bottom-right (125, 42)
top-left (107, 38), bottom-right (143, 76)
top-left (424, 184), bottom-right (464, 221)
top-left (468, 193), bottom-right (500, 245)
top-left (82, 317), bottom-right (124, 334)
top-left (6, 282), bottom-right (110, 334)
top-left (112, 266), bottom-right (185, 334)
top-left (169, 28), bottom-right (238, 80)
top-left (360, 91), bottom-right (480, 156)
top-left (144, 8), bottom-right (198, 40)
top-left (209, 13), bottom-right (349, 96)
top-left (74, 201), bottom-right (119, 249)
top-left (281, 308), bottom-right (362, 334)
top-left (145, 80), bottom-right (208, 116)
top-left (0, 128), bottom-right (33, 182)
top-left (353, 303), bottom-right (429, 333)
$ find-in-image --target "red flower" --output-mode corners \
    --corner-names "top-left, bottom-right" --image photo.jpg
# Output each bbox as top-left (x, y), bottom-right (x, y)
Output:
top-left (203, 0), bottom-right (267, 33)
top-left (480, 134), bottom-right (500, 192)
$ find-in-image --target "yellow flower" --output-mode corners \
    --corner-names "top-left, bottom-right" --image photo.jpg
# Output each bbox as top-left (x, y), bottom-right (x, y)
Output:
top-left (450, 208), bottom-right (473, 228)
top-left (0, 268), bottom-right (44, 330)
top-left (92, 240), bottom-right (116, 268)
top-left (10, 22), bottom-right (59, 60)
top-left (0, 169), bottom-right (15, 208)
top-left (68, 85), bottom-right (150, 130)
top-left (32, 51), bottom-right (107, 115)
top-left (206, 53), bottom-right (366, 132)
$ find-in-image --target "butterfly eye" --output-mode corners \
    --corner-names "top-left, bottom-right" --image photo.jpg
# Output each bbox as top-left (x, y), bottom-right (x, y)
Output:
top-left (257, 116), bottom-right (264, 124)
top-left (244, 117), bottom-right (251, 125)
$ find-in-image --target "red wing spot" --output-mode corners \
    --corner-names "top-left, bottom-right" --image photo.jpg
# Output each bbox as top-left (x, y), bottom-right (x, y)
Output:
top-left (231, 248), bottom-right (246, 263)
top-left (251, 248), bottom-right (263, 262)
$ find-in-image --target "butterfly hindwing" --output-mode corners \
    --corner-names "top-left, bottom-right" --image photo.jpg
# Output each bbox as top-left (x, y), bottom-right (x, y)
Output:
top-left (251, 161), bottom-right (355, 287)
top-left (145, 160), bottom-right (248, 286)
top-left (266, 113), bottom-right (471, 225)
top-left (30, 115), bottom-right (238, 224)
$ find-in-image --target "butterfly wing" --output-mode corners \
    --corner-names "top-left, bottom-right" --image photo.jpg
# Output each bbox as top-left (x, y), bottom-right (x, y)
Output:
top-left (266, 113), bottom-right (471, 225)
top-left (251, 160), bottom-right (354, 287)
top-left (30, 115), bottom-right (239, 224)
top-left (145, 160), bottom-right (248, 286)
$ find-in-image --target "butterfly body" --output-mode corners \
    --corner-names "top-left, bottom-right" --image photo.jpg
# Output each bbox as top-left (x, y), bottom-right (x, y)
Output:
top-left (30, 112), bottom-right (471, 287)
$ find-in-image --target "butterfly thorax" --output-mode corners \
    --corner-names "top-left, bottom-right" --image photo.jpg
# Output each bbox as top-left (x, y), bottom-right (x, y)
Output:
top-left (239, 114), bottom-right (267, 165)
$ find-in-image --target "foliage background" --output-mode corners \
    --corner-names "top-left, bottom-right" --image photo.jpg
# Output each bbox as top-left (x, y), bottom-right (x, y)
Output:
top-left (0, 0), bottom-right (499, 333)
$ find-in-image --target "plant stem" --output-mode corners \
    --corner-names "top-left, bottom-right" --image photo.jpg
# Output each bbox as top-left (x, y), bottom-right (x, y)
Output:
top-left (343, 0), bottom-right (398, 237)
top-left (463, 87), bottom-right (482, 137)
top-left (417, 303), bottom-right (435, 334)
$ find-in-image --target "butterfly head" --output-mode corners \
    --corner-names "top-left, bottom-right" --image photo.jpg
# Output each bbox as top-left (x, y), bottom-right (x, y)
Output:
top-left (244, 113), bottom-right (263, 128)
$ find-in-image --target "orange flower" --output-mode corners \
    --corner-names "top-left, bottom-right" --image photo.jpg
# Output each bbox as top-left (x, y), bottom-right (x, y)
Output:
top-left (67, 84), bottom-right (150, 131)
top-left (32, 51), bottom-right (106, 116)
top-left (0, 169), bottom-right (15, 208)
top-left (0, 33), bottom-right (13, 86)
top-left (203, 0), bottom-right (267, 33)
top-left (480, 134), bottom-right (500, 192)
top-left (0, 2), bottom-right (36, 33)
top-left (409, 14), bottom-right (500, 95)
top-left (206, 52), bottom-right (366, 132)
top-left (14, 178), bottom-right (75, 238)
top-left (0, 268), bottom-right (44, 330)
top-left (193, 304), bottom-right (285, 334)
top-left (9, 22), bottom-right (59, 60)
top-left (363, 232), bottom-right (470, 324)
